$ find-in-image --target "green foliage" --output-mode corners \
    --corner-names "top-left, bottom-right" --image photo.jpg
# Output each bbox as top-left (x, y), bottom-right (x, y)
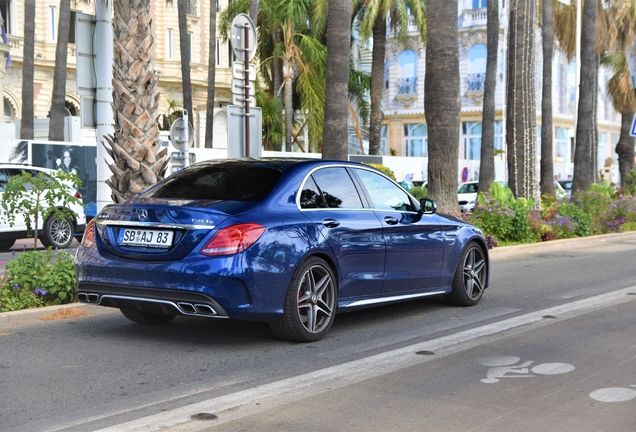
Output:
top-left (0, 249), bottom-right (77, 311)
top-left (1, 170), bottom-right (83, 249)
top-left (365, 163), bottom-right (396, 180)
top-left (622, 169), bottom-right (636, 196)
top-left (472, 182), bottom-right (537, 244)
top-left (409, 186), bottom-right (427, 200)
top-left (588, 180), bottom-right (618, 199)
top-left (542, 202), bottom-right (592, 239)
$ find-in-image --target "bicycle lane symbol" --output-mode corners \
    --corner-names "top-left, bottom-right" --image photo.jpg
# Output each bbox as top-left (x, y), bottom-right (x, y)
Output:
top-left (589, 386), bottom-right (636, 402)
top-left (478, 356), bottom-right (575, 384)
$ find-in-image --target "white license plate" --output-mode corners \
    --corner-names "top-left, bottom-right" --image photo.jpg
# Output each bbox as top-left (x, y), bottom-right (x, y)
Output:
top-left (118, 228), bottom-right (174, 248)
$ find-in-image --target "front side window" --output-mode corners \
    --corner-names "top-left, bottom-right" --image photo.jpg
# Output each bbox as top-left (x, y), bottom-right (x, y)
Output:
top-left (355, 168), bottom-right (415, 212)
top-left (310, 168), bottom-right (363, 209)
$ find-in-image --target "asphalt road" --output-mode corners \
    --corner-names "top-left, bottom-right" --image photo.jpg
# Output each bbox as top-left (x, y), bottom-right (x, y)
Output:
top-left (1, 233), bottom-right (636, 431)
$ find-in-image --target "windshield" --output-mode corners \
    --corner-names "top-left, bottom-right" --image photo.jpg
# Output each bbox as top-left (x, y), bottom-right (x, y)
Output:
top-left (457, 183), bottom-right (478, 194)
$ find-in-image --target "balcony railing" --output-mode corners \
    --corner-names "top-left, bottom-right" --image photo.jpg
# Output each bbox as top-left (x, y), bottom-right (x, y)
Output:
top-left (186, 0), bottom-right (198, 16)
top-left (397, 77), bottom-right (417, 95)
top-left (467, 73), bottom-right (485, 91)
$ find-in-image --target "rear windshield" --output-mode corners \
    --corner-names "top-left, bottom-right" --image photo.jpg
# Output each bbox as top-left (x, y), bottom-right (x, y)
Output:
top-left (140, 164), bottom-right (282, 202)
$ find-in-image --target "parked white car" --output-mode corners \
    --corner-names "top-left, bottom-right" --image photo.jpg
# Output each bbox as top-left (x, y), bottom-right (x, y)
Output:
top-left (458, 181), bottom-right (480, 212)
top-left (0, 164), bottom-right (86, 250)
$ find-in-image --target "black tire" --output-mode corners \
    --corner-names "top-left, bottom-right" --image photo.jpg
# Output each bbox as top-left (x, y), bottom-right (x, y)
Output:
top-left (269, 257), bottom-right (337, 342)
top-left (41, 215), bottom-right (74, 249)
top-left (445, 241), bottom-right (487, 306)
top-left (120, 308), bottom-right (176, 324)
top-left (0, 239), bottom-right (15, 251)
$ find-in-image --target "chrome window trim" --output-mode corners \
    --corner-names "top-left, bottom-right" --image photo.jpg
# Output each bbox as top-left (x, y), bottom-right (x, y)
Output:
top-left (296, 164), bottom-right (420, 214)
top-left (95, 220), bottom-right (215, 230)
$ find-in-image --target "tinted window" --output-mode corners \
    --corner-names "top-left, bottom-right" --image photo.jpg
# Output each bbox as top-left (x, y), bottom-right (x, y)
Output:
top-left (141, 164), bottom-right (282, 202)
top-left (0, 169), bottom-right (7, 192)
top-left (354, 168), bottom-right (416, 212)
top-left (300, 176), bottom-right (327, 209)
top-left (311, 168), bottom-right (363, 209)
top-left (458, 183), bottom-right (478, 193)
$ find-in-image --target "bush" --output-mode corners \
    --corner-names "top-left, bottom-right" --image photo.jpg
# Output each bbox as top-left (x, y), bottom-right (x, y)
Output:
top-left (0, 248), bottom-right (77, 312)
top-left (594, 195), bottom-right (636, 234)
top-left (409, 186), bottom-right (427, 200)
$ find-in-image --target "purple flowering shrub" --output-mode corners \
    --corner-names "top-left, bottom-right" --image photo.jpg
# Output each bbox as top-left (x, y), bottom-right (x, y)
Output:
top-left (594, 195), bottom-right (636, 234)
top-left (0, 248), bottom-right (77, 312)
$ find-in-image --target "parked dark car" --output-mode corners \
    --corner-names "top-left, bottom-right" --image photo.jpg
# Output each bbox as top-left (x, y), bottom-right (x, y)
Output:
top-left (75, 159), bottom-right (490, 342)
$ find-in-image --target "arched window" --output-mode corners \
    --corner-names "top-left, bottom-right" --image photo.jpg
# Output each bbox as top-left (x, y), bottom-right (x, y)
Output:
top-left (4, 98), bottom-right (15, 123)
top-left (404, 123), bottom-right (428, 157)
top-left (468, 44), bottom-right (487, 91)
top-left (397, 50), bottom-right (417, 94)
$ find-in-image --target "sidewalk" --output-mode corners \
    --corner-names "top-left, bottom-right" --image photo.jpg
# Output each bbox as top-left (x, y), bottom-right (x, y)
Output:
top-left (2, 231), bottom-right (636, 327)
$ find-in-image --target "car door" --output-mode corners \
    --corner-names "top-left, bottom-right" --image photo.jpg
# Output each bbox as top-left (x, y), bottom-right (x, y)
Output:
top-left (0, 169), bottom-right (29, 233)
top-left (299, 166), bottom-right (385, 298)
top-left (352, 167), bottom-right (444, 293)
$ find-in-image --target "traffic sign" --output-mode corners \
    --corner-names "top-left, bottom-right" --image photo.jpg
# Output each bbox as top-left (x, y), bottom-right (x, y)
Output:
top-left (230, 14), bottom-right (256, 63)
top-left (227, 105), bottom-right (262, 158)
top-left (631, 113), bottom-right (636, 137)
top-left (232, 62), bottom-right (257, 81)
top-left (169, 118), bottom-right (194, 152)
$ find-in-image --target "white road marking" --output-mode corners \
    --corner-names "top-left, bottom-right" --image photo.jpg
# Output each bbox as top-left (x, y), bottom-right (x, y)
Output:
top-left (531, 363), bottom-right (576, 375)
top-left (589, 387), bottom-right (636, 402)
top-left (94, 286), bottom-right (636, 432)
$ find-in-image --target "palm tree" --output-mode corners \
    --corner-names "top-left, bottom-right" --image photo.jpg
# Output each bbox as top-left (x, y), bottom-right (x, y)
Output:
top-left (103, 0), bottom-right (168, 202)
top-left (20, 0), bottom-right (35, 140)
top-left (478, 0), bottom-right (499, 194)
top-left (321, 0), bottom-right (351, 161)
top-left (353, 0), bottom-right (426, 156)
top-left (506, 0), bottom-right (539, 200)
top-left (204, 0), bottom-right (217, 148)
top-left (49, 0), bottom-right (72, 142)
top-left (425, 0), bottom-right (460, 210)
top-left (540, 0), bottom-right (555, 197)
top-left (571, 0), bottom-right (598, 192)
top-left (178, 0), bottom-right (193, 121)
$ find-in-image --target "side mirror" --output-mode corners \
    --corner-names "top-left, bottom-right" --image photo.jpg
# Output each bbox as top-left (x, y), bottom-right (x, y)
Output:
top-left (419, 198), bottom-right (437, 215)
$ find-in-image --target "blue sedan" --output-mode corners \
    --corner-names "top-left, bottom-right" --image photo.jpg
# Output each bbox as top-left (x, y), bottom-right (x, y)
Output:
top-left (75, 159), bottom-right (489, 342)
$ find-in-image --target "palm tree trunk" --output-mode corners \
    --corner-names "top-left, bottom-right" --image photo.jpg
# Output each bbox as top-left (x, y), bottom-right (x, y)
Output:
top-left (572, 0), bottom-right (597, 192)
top-left (425, 0), bottom-right (460, 210)
top-left (506, 0), bottom-right (538, 200)
top-left (179, 0), bottom-right (193, 121)
top-left (322, 0), bottom-right (351, 161)
top-left (283, 72), bottom-right (293, 152)
top-left (49, 0), bottom-right (72, 142)
top-left (20, 0), bottom-right (35, 140)
top-left (368, 17), bottom-right (386, 156)
top-left (104, 0), bottom-right (168, 203)
top-left (479, 0), bottom-right (499, 193)
top-left (616, 111), bottom-right (635, 185)
top-left (540, 0), bottom-right (555, 197)
top-left (249, 0), bottom-right (259, 25)
top-left (204, 0), bottom-right (217, 148)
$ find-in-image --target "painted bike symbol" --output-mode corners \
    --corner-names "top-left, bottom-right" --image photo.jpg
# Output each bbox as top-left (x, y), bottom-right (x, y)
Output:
top-left (479, 355), bottom-right (575, 384)
top-left (589, 386), bottom-right (636, 403)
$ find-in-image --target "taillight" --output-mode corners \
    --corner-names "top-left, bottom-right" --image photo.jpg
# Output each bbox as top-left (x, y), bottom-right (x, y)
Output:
top-left (200, 223), bottom-right (265, 256)
top-left (81, 219), bottom-right (95, 248)
top-left (74, 191), bottom-right (83, 199)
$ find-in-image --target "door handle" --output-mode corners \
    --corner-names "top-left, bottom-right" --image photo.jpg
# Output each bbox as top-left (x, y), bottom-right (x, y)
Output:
top-left (322, 218), bottom-right (340, 228)
top-left (384, 216), bottom-right (399, 225)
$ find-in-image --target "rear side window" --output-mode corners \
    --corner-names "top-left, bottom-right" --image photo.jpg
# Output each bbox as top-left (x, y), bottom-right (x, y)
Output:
top-left (141, 164), bottom-right (282, 202)
top-left (300, 176), bottom-right (327, 208)
top-left (310, 167), bottom-right (363, 209)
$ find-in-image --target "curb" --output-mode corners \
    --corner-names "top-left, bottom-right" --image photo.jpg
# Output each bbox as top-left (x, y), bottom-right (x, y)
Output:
top-left (2, 231), bottom-right (635, 325)
top-left (0, 302), bottom-right (96, 327)
top-left (488, 230), bottom-right (636, 260)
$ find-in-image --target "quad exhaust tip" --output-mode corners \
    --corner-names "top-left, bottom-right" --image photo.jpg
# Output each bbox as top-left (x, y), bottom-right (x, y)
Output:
top-left (78, 293), bottom-right (99, 303)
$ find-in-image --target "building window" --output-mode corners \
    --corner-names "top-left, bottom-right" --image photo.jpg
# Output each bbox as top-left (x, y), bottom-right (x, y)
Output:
top-left (50, 6), bottom-right (56, 41)
top-left (167, 29), bottom-right (173, 59)
top-left (188, 32), bottom-right (194, 62)
top-left (216, 38), bottom-right (221, 66)
top-left (473, 0), bottom-right (487, 8)
top-left (385, 61), bottom-right (390, 90)
top-left (404, 124), bottom-right (428, 157)
top-left (216, 0), bottom-right (220, 11)
top-left (555, 127), bottom-right (569, 162)
top-left (397, 50), bottom-right (417, 94)
top-left (380, 125), bottom-right (387, 155)
top-left (0, 0), bottom-right (12, 34)
top-left (467, 44), bottom-right (487, 91)
top-left (462, 122), bottom-right (481, 160)
top-left (598, 132), bottom-right (607, 170)
top-left (494, 120), bottom-right (504, 160)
